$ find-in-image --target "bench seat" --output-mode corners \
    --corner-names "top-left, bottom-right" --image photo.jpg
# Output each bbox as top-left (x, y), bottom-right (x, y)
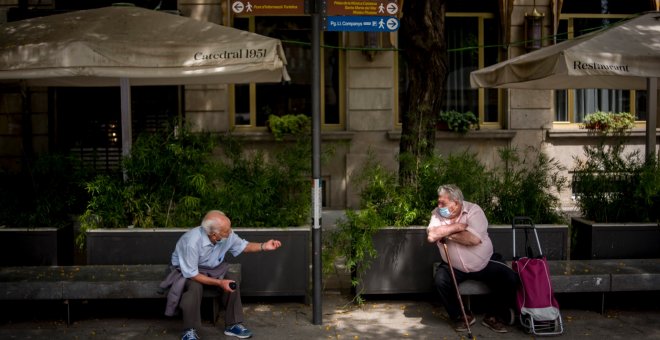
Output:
top-left (0, 264), bottom-right (241, 323)
top-left (432, 259), bottom-right (660, 312)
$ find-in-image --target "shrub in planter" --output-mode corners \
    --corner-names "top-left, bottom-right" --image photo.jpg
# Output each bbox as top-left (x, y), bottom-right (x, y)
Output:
top-left (572, 141), bottom-right (659, 223)
top-left (212, 133), bottom-right (311, 228)
top-left (438, 110), bottom-right (479, 133)
top-left (0, 153), bottom-right (90, 265)
top-left (571, 126), bottom-right (660, 259)
top-left (79, 122), bottom-right (219, 242)
top-left (487, 147), bottom-right (568, 225)
top-left (0, 153), bottom-right (89, 229)
top-left (267, 114), bottom-right (310, 141)
top-left (324, 147), bottom-right (567, 301)
top-left (580, 111), bottom-right (635, 133)
top-left (80, 120), bottom-right (315, 295)
top-left (80, 119), bottom-right (314, 243)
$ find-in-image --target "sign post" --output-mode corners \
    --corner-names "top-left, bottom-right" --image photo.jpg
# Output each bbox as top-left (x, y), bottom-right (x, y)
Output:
top-left (229, 0), bottom-right (399, 327)
top-left (308, 1), bottom-right (401, 325)
top-left (310, 0), bottom-right (323, 327)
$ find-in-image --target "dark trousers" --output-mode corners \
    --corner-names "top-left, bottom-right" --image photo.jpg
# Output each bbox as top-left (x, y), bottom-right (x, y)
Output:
top-left (179, 279), bottom-right (244, 329)
top-left (434, 258), bottom-right (518, 320)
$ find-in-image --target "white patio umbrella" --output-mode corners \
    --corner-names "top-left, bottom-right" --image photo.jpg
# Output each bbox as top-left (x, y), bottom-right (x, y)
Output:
top-left (0, 5), bottom-right (290, 155)
top-left (470, 12), bottom-right (660, 158)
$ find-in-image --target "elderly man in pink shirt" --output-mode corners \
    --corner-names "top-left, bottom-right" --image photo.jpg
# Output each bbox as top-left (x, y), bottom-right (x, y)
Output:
top-left (427, 184), bottom-right (518, 333)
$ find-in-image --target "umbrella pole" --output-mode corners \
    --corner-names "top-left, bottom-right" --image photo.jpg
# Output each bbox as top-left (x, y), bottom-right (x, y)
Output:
top-left (120, 78), bottom-right (132, 180)
top-left (646, 77), bottom-right (658, 160)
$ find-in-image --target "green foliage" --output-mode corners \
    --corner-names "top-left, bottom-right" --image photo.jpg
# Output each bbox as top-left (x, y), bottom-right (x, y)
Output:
top-left (439, 110), bottom-right (479, 133)
top-left (0, 153), bottom-right (90, 229)
top-left (322, 208), bottom-right (384, 304)
top-left (572, 139), bottom-right (659, 223)
top-left (634, 158), bottom-right (660, 220)
top-left (267, 114), bottom-right (310, 141)
top-left (79, 119), bottom-right (313, 246)
top-left (486, 147), bottom-right (567, 224)
top-left (79, 122), bottom-right (219, 242)
top-left (581, 111), bottom-right (635, 133)
top-left (212, 134), bottom-right (311, 228)
top-left (324, 147), bottom-right (566, 302)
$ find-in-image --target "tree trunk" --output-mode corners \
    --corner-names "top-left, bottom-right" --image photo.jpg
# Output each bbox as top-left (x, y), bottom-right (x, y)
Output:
top-left (398, 0), bottom-right (448, 186)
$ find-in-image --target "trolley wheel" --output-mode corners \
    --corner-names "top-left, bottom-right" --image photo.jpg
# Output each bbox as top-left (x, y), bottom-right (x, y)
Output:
top-left (520, 314), bottom-right (532, 333)
top-left (553, 318), bottom-right (562, 333)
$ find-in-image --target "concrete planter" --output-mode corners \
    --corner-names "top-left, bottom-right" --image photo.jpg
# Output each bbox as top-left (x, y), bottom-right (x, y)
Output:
top-left (488, 224), bottom-right (570, 260)
top-left (85, 227), bottom-right (309, 297)
top-left (571, 217), bottom-right (660, 260)
top-left (356, 227), bottom-right (440, 295)
top-left (357, 224), bottom-right (570, 295)
top-left (224, 227), bottom-right (309, 297)
top-left (86, 228), bottom-right (186, 265)
top-left (0, 226), bottom-right (73, 266)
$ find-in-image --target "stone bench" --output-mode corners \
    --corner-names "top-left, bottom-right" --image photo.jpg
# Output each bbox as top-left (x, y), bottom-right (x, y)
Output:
top-left (0, 264), bottom-right (241, 324)
top-left (433, 259), bottom-right (660, 312)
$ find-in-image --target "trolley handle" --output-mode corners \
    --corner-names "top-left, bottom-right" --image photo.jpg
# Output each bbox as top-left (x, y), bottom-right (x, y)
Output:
top-left (512, 216), bottom-right (543, 258)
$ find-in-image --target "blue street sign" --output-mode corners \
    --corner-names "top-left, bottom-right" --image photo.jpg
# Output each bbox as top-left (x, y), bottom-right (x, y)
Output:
top-left (324, 16), bottom-right (399, 32)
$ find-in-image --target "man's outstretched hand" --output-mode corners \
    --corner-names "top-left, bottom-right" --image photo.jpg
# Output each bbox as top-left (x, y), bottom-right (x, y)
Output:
top-left (262, 239), bottom-right (282, 251)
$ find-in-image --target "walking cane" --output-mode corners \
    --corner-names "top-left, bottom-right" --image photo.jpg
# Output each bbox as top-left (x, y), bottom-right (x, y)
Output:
top-left (441, 238), bottom-right (475, 340)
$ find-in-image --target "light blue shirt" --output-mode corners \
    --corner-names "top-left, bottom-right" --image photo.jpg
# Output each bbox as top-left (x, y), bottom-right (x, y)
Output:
top-left (171, 226), bottom-right (249, 278)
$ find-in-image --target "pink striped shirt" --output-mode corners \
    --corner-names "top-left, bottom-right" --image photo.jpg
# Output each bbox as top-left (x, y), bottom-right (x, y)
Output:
top-left (427, 201), bottom-right (493, 273)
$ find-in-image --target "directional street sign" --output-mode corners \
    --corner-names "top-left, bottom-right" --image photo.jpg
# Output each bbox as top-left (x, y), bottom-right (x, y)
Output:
top-left (324, 1), bottom-right (398, 16)
top-left (231, 0), bottom-right (305, 16)
top-left (324, 16), bottom-right (399, 32)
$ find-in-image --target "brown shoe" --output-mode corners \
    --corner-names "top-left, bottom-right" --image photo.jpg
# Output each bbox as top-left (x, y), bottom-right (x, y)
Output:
top-left (482, 315), bottom-right (508, 333)
top-left (453, 314), bottom-right (476, 332)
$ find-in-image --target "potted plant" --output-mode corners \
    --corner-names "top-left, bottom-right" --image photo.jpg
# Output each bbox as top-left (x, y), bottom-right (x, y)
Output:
top-left (0, 153), bottom-right (90, 265)
top-left (571, 122), bottom-right (660, 259)
top-left (324, 147), bottom-right (569, 301)
top-left (580, 111), bottom-right (635, 133)
top-left (80, 121), bottom-right (312, 297)
top-left (438, 110), bottom-right (479, 133)
top-left (267, 113), bottom-right (310, 141)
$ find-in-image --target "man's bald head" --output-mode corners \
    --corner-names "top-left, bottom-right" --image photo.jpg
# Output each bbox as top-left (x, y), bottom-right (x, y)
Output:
top-left (201, 210), bottom-right (231, 235)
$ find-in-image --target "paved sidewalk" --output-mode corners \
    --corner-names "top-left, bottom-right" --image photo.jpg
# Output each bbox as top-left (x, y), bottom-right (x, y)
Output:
top-left (1, 292), bottom-right (659, 339)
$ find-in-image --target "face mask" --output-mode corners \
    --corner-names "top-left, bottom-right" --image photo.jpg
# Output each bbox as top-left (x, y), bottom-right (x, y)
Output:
top-left (438, 207), bottom-right (451, 218)
top-left (220, 231), bottom-right (232, 243)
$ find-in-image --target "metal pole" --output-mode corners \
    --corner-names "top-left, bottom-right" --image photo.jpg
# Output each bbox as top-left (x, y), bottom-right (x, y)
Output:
top-left (311, 4), bottom-right (323, 325)
top-left (646, 77), bottom-right (658, 160)
top-left (120, 77), bottom-right (132, 180)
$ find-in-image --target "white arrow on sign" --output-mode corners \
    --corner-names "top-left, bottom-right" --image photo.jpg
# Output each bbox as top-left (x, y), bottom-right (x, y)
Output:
top-left (387, 17), bottom-right (399, 31)
top-left (232, 1), bottom-right (245, 14)
top-left (386, 3), bottom-right (398, 15)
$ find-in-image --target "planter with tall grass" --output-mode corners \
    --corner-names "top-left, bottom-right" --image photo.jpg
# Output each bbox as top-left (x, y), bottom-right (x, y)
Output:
top-left (571, 123), bottom-right (660, 259)
top-left (324, 147), bottom-right (569, 301)
top-left (81, 120), bottom-right (312, 297)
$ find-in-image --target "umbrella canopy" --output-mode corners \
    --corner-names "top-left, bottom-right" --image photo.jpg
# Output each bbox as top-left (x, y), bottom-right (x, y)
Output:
top-left (470, 12), bottom-right (660, 90)
top-left (0, 6), bottom-right (291, 158)
top-left (0, 6), bottom-right (290, 86)
top-left (470, 12), bottom-right (659, 159)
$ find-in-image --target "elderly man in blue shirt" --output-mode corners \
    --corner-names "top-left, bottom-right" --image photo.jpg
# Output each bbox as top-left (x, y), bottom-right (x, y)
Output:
top-left (161, 210), bottom-right (282, 340)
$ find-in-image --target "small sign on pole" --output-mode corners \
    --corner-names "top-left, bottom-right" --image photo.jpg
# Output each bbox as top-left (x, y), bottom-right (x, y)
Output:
top-left (322, 1), bottom-right (400, 32)
top-left (324, 0), bottom-right (398, 16)
top-left (231, 0), bottom-right (306, 16)
top-left (323, 16), bottom-right (399, 32)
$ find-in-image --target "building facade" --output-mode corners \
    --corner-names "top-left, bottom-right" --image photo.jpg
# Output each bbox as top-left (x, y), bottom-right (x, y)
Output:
top-left (1, 0), bottom-right (658, 213)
